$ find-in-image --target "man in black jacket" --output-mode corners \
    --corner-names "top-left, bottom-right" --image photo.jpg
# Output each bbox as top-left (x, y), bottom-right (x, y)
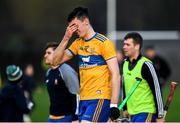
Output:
top-left (44, 42), bottom-right (79, 122)
top-left (0, 65), bottom-right (33, 122)
top-left (145, 46), bottom-right (171, 90)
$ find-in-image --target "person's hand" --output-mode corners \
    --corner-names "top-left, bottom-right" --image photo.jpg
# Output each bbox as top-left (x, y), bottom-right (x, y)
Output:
top-left (27, 101), bottom-right (34, 110)
top-left (109, 105), bottom-right (120, 121)
top-left (156, 117), bottom-right (165, 123)
top-left (64, 24), bottom-right (78, 41)
top-left (123, 110), bottom-right (129, 118)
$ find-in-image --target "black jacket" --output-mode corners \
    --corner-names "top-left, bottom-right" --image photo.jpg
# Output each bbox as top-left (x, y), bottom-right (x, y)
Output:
top-left (45, 65), bottom-right (77, 116)
top-left (0, 82), bottom-right (30, 122)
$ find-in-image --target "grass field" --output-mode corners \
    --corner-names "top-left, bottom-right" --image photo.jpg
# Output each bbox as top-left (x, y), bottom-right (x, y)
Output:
top-left (30, 83), bottom-right (180, 122)
top-left (31, 85), bottom-right (49, 122)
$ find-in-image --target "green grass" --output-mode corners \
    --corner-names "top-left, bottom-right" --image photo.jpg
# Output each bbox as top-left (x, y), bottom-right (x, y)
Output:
top-left (31, 85), bottom-right (49, 122)
top-left (30, 83), bottom-right (180, 122)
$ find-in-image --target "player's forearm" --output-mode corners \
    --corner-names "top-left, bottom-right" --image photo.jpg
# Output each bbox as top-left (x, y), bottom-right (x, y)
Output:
top-left (52, 37), bottom-right (69, 66)
top-left (111, 72), bottom-right (120, 104)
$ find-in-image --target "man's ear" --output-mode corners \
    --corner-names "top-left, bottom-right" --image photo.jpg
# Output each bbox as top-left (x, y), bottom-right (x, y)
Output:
top-left (135, 44), bottom-right (140, 51)
top-left (83, 18), bottom-right (89, 25)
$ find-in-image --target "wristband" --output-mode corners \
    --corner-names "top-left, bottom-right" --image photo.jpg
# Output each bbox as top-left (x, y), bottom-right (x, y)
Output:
top-left (110, 104), bottom-right (118, 108)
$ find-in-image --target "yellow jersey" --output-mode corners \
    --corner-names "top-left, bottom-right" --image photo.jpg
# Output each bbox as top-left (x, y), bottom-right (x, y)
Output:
top-left (68, 33), bottom-right (116, 100)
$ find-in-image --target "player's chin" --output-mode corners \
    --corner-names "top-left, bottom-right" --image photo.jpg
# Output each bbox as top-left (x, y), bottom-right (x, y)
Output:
top-left (78, 34), bottom-right (83, 38)
top-left (45, 60), bottom-right (50, 65)
top-left (124, 52), bottom-right (129, 57)
top-left (78, 33), bottom-right (85, 38)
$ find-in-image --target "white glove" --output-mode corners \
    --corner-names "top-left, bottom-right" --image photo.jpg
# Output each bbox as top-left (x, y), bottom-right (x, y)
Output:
top-left (27, 101), bottom-right (34, 110)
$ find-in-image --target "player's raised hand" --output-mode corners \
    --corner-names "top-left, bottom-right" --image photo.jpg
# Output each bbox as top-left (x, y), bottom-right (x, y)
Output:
top-left (64, 24), bottom-right (78, 41)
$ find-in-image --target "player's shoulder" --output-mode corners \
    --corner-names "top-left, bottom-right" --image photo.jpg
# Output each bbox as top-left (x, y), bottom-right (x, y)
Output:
top-left (46, 68), bottom-right (52, 76)
top-left (60, 63), bottom-right (70, 68)
top-left (95, 33), bottom-right (109, 42)
top-left (59, 63), bottom-right (74, 72)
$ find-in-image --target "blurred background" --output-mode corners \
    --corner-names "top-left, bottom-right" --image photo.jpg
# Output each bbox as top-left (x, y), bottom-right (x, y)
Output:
top-left (0, 0), bottom-right (180, 122)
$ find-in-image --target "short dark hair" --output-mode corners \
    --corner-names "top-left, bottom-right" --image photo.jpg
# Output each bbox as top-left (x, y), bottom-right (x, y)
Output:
top-left (45, 42), bottom-right (58, 51)
top-left (124, 32), bottom-right (143, 50)
top-left (67, 7), bottom-right (89, 22)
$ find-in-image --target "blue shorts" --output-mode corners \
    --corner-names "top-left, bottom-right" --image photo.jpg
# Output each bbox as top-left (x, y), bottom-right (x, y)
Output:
top-left (131, 112), bottom-right (156, 122)
top-left (48, 115), bottom-right (72, 122)
top-left (79, 99), bottom-right (110, 122)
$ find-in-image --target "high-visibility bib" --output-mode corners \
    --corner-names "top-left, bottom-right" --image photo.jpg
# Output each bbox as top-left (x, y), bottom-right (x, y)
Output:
top-left (123, 56), bottom-right (156, 115)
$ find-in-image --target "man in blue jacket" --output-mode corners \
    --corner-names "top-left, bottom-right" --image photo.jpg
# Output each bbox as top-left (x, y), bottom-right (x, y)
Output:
top-left (0, 65), bottom-right (33, 122)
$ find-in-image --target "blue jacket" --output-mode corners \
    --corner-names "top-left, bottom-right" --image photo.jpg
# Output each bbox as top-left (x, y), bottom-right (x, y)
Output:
top-left (0, 82), bottom-right (30, 122)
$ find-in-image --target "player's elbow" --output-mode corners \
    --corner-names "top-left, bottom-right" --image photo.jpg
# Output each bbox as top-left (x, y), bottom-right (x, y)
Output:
top-left (118, 73), bottom-right (121, 80)
top-left (116, 73), bottom-right (121, 84)
top-left (113, 70), bottom-right (121, 81)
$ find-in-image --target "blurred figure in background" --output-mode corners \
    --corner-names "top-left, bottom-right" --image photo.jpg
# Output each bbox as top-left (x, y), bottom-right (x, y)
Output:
top-left (145, 46), bottom-right (171, 90)
top-left (117, 49), bottom-right (124, 75)
top-left (44, 42), bottom-right (79, 122)
top-left (0, 65), bottom-right (33, 122)
top-left (21, 64), bottom-right (37, 122)
top-left (22, 64), bottom-right (36, 102)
